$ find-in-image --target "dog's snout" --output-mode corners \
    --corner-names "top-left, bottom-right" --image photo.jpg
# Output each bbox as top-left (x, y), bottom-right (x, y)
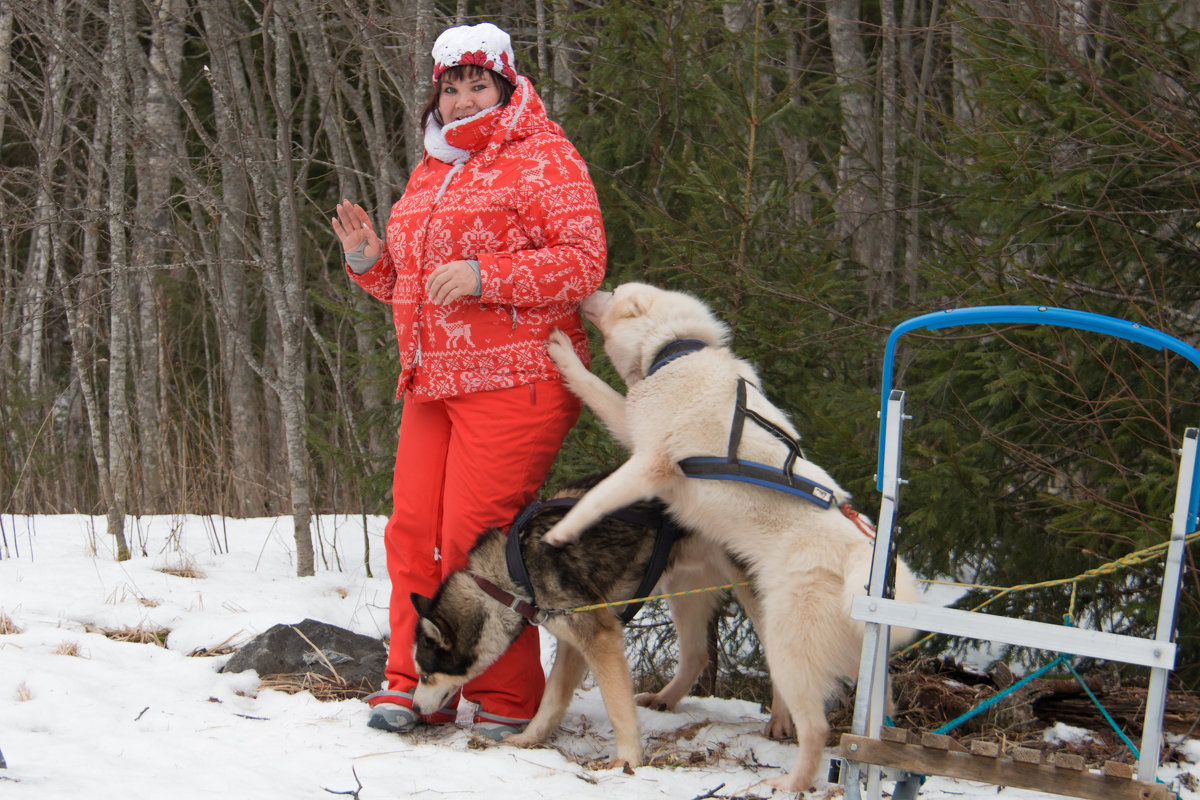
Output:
top-left (412, 681), bottom-right (455, 717)
top-left (580, 290), bottom-right (612, 325)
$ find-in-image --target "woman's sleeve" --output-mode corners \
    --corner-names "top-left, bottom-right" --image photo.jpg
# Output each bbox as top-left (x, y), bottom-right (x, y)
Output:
top-left (476, 137), bottom-right (607, 307)
top-left (346, 247), bottom-right (397, 302)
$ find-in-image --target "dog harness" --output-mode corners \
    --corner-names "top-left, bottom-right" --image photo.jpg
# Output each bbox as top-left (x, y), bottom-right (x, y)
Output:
top-left (472, 497), bottom-right (685, 626)
top-left (647, 340), bottom-right (837, 511)
top-left (645, 338), bottom-right (708, 377)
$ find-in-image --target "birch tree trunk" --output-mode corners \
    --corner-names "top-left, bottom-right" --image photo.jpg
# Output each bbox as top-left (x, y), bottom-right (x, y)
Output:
top-left (74, 48), bottom-right (112, 523)
top-left (381, 0), bottom-right (435, 170)
top-left (950, 2), bottom-right (986, 130)
top-left (322, 5), bottom-right (401, 456)
top-left (902, 0), bottom-right (941, 304)
top-left (876, 0), bottom-right (899, 309)
top-left (827, 0), bottom-right (884, 310)
top-left (535, 0), bottom-right (550, 111)
top-left (106, 0), bottom-right (134, 560)
top-left (534, 0), bottom-right (575, 121)
top-left (130, 0), bottom-right (185, 512)
top-left (258, 0), bottom-right (314, 576)
top-left (0, 6), bottom-right (12, 146)
top-left (17, 0), bottom-right (70, 398)
top-left (0, 5), bottom-right (13, 396)
top-left (775, 7), bottom-right (826, 229)
top-left (199, 0), bottom-right (269, 517)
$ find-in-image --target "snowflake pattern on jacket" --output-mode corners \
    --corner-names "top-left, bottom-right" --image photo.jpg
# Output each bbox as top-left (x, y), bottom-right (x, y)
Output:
top-left (349, 77), bottom-right (606, 400)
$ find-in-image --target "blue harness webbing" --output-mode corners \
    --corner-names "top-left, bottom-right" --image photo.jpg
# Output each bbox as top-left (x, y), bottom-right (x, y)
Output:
top-left (504, 497), bottom-right (685, 625)
top-left (651, 353), bottom-right (835, 510)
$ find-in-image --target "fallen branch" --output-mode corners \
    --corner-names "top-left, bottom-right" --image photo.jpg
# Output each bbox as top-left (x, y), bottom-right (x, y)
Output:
top-left (324, 766), bottom-right (364, 799)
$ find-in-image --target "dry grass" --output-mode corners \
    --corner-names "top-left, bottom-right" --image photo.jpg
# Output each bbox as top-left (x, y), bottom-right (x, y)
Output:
top-left (187, 632), bottom-right (243, 658)
top-left (53, 641), bottom-right (83, 657)
top-left (85, 622), bottom-right (170, 647)
top-left (188, 643), bottom-right (238, 658)
top-left (258, 672), bottom-right (373, 702)
top-left (641, 721), bottom-right (732, 769)
top-left (0, 609), bottom-right (21, 635)
top-left (105, 584), bottom-right (162, 607)
top-left (15, 682), bottom-right (32, 702)
top-left (157, 563), bottom-right (205, 579)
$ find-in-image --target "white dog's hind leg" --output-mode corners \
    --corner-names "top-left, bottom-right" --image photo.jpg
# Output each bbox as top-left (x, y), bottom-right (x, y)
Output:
top-left (759, 569), bottom-right (848, 793)
top-left (541, 455), bottom-right (668, 546)
top-left (731, 581), bottom-right (794, 740)
top-left (765, 696), bottom-right (828, 794)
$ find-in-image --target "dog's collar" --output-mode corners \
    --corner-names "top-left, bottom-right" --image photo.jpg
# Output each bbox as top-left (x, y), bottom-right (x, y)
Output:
top-left (470, 573), bottom-right (550, 625)
top-left (646, 339), bottom-right (707, 377)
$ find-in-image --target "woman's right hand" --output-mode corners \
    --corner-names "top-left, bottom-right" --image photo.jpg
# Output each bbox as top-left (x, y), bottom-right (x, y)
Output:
top-left (331, 200), bottom-right (382, 262)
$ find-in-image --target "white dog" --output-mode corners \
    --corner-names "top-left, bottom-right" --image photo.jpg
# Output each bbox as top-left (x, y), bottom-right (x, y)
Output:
top-left (544, 282), bottom-right (918, 794)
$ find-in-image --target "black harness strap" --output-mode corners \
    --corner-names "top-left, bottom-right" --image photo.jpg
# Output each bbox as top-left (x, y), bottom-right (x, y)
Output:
top-left (618, 513), bottom-right (684, 624)
top-left (499, 496), bottom-right (683, 625)
top-left (643, 340), bottom-right (837, 510)
top-left (505, 497), bottom-right (577, 607)
top-left (678, 376), bottom-right (836, 510)
top-left (647, 339), bottom-right (708, 377)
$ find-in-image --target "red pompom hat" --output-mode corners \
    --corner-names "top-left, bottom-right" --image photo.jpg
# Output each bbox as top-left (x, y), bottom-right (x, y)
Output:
top-left (431, 22), bottom-right (518, 86)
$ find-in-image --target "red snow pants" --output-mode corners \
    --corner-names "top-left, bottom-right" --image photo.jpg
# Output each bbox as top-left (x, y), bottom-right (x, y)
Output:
top-left (383, 380), bottom-right (580, 721)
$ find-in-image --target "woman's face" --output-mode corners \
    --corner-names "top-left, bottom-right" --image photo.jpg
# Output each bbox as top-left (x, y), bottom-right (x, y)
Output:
top-left (437, 70), bottom-right (502, 124)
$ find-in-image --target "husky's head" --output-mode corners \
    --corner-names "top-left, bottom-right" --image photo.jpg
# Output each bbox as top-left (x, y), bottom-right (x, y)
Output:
top-left (580, 282), bottom-right (730, 385)
top-left (409, 589), bottom-right (489, 715)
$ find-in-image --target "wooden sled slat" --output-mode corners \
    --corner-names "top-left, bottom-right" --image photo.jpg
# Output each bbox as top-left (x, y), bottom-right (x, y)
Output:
top-left (839, 734), bottom-right (1169, 800)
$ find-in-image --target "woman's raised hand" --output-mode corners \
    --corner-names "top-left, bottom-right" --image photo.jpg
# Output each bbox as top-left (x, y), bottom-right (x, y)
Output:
top-left (331, 200), bottom-right (382, 262)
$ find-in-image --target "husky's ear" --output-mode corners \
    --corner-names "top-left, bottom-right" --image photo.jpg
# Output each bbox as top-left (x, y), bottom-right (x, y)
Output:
top-left (410, 592), bottom-right (434, 618)
top-left (615, 292), bottom-right (652, 320)
top-left (417, 616), bottom-right (448, 648)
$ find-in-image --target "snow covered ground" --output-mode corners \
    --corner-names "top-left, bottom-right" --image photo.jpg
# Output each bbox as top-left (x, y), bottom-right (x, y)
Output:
top-left (1, 513), bottom-right (1195, 799)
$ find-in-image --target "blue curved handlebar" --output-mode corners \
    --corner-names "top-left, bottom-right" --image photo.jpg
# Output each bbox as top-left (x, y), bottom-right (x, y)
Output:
top-left (877, 306), bottom-right (1200, 530)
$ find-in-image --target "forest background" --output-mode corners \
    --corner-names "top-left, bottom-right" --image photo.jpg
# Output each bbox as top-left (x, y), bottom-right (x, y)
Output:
top-left (2, 0), bottom-right (1199, 700)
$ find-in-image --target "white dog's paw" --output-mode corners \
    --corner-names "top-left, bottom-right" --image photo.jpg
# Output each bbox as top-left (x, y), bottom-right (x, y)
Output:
top-left (634, 691), bottom-right (677, 711)
top-left (763, 773), bottom-right (813, 794)
top-left (541, 522), bottom-right (580, 548)
top-left (607, 755), bottom-right (640, 773)
top-left (546, 328), bottom-right (583, 370)
top-left (500, 731), bottom-right (539, 748)
top-left (764, 712), bottom-right (795, 740)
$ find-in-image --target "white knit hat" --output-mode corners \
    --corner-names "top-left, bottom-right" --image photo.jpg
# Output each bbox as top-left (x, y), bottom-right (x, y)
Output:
top-left (431, 22), bottom-right (518, 86)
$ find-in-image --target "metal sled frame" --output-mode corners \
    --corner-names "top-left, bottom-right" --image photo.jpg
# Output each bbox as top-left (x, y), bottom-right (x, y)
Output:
top-left (839, 306), bottom-right (1200, 800)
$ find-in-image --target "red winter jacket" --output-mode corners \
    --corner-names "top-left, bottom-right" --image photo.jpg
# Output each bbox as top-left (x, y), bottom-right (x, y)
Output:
top-left (349, 77), bottom-right (607, 400)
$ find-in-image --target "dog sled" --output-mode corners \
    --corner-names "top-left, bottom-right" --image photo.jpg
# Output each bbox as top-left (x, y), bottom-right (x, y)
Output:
top-left (836, 306), bottom-right (1200, 800)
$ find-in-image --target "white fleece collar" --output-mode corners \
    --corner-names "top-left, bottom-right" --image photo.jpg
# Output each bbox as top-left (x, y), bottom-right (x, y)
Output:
top-left (423, 103), bottom-right (502, 165)
top-left (423, 119), bottom-right (470, 165)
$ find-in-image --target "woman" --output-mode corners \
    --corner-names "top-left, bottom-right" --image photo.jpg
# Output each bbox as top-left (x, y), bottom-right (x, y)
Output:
top-left (331, 22), bottom-right (606, 738)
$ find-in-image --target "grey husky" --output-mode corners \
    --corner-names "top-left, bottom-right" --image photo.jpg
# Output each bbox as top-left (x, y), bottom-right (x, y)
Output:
top-left (409, 475), bottom-right (787, 770)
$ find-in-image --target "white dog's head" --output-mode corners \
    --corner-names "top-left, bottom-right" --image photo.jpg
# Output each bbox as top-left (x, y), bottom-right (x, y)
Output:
top-left (580, 282), bottom-right (731, 385)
